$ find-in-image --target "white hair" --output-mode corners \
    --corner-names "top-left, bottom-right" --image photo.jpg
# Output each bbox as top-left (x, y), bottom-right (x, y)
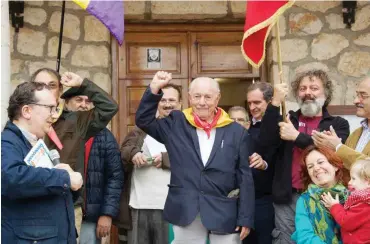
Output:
top-left (189, 77), bottom-right (220, 93)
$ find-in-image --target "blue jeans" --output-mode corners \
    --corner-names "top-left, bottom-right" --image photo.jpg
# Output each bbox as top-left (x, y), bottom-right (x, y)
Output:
top-left (80, 221), bottom-right (101, 244)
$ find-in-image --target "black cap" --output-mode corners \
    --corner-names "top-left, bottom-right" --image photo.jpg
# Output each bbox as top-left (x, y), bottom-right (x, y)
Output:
top-left (60, 87), bottom-right (83, 99)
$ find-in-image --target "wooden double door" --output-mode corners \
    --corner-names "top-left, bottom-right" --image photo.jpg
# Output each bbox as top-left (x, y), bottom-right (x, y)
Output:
top-left (113, 24), bottom-right (261, 144)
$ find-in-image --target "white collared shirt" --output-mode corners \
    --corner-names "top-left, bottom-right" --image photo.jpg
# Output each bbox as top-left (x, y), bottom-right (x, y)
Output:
top-left (355, 119), bottom-right (370, 152)
top-left (196, 128), bottom-right (216, 166)
top-left (18, 126), bottom-right (38, 146)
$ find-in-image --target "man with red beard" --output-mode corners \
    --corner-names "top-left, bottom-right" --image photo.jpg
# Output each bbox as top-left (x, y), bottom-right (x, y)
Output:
top-left (312, 75), bottom-right (370, 169)
top-left (258, 70), bottom-right (350, 244)
top-left (135, 71), bottom-right (254, 243)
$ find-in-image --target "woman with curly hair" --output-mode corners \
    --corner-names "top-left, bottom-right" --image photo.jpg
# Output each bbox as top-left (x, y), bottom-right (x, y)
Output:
top-left (292, 145), bottom-right (350, 244)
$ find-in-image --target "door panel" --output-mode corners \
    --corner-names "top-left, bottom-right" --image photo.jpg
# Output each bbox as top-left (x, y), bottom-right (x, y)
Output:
top-left (118, 79), bottom-right (188, 140)
top-left (191, 32), bottom-right (259, 78)
top-left (118, 33), bottom-right (188, 79)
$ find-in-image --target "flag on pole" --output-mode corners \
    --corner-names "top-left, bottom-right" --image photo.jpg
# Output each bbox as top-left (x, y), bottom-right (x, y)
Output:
top-left (73, 0), bottom-right (124, 45)
top-left (241, 0), bottom-right (294, 68)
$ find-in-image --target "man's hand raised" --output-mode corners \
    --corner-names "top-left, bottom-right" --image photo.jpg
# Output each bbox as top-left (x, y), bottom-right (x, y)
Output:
top-left (150, 71), bottom-right (172, 94)
top-left (60, 72), bottom-right (83, 87)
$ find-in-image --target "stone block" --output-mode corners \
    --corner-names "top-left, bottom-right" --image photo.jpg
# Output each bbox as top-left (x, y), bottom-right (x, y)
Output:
top-left (11, 59), bottom-right (24, 74)
top-left (48, 1), bottom-right (82, 10)
top-left (49, 12), bottom-right (80, 40)
top-left (325, 13), bottom-right (346, 30)
top-left (294, 1), bottom-right (340, 13)
top-left (311, 33), bottom-right (349, 61)
top-left (93, 72), bottom-right (111, 94)
top-left (338, 52), bottom-right (370, 78)
top-left (24, 7), bottom-right (47, 26)
top-left (354, 33), bottom-right (370, 47)
top-left (27, 60), bottom-right (67, 76)
top-left (272, 39), bottom-right (308, 62)
top-left (25, 0), bottom-right (44, 7)
top-left (345, 80), bottom-right (361, 105)
top-left (327, 72), bottom-right (345, 105)
top-left (11, 77), bottom-right (26, 93)
top-left (272, 64), bottom-right (290, 85)
top-left (75, 70), bottom-right (91, 79)
top-left (125, 1), bottom-right (146, 20)
top-left (295, 62), bottom-right (330, 74)
top-left (84, 16), bottom-right (110, 42)
top-left (289, 13), bottom-right (323, 35)
top-left (271, 16), bottom-right (286, 37)
top-left (151, 1), bottom-right (227, 20)
top-left (230, 1), bottom-right (246, 19)
top-left (17, 28), bottom-right (46, 57)
top-left (351, 5), bottom-right (370, 31)
top-left (47, 36), bottom-right (71, 58)
top-left (10, 27), bottom-right (14, 53)
top-left (71, 45), bottom-right (109, 68)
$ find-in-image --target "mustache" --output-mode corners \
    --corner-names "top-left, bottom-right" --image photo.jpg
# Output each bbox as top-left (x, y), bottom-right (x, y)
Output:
top-left (302, 95), bottom-right (316, 102)
top-left (163, 106), bottom-right (174, 110)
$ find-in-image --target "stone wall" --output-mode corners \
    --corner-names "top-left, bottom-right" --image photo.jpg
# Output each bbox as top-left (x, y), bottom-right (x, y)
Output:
top-left (124, 0), bottom-right (245, 22)
top-left (10, 0), bottom-right (111, 94)
top-left (266, 1), bottom-right (370, 109)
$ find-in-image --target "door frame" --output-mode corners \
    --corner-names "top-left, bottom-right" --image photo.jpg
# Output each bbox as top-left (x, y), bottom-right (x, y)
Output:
top-left (111, 24), bottom-right (267, 143)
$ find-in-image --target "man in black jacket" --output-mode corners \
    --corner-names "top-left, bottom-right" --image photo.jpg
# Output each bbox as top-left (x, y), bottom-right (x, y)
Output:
top-left (259, 70), bottom-right (350, 244)
top-left (64, 92), bottom-right (124, 244)
top-left (231, 82), bottom-right (275, 244)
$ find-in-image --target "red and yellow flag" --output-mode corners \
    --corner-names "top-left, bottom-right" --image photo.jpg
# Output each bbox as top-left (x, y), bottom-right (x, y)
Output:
top-left (241, 0), bottom-right (294, 68)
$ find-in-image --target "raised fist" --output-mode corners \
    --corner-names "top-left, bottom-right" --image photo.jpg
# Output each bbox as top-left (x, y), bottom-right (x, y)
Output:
top-left (150, 71), bottom-right (172, 94)
top-left (60, 72), bottom-right (83, 87)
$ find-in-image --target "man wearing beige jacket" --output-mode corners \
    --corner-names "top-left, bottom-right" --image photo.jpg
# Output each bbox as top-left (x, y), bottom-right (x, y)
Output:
top-left (313, 75), bottom-right (370, 168)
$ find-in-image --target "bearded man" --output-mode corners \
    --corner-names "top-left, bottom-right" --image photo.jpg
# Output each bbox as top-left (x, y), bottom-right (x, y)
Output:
top-left (258, 70), bottom-right (350, 244)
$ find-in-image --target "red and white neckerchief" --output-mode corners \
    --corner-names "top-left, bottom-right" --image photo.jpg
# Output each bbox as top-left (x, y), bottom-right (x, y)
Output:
top-left (193, 108), bottom-right (222, 139)
top-left (344, 188), bottom-right (370, 209)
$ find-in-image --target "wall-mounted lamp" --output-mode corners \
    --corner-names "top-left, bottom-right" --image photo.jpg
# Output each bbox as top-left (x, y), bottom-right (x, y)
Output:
top-left (9, 1), bottom-right (24, 32)
top-left (342, 1), bottom-right (357, 28)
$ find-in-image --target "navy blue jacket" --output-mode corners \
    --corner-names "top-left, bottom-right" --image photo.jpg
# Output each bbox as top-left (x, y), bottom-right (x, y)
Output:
top-left (84, 128), bottom-right (124, 222)
top-left (248, 122), bottom-right (275, 198)
top-left (136, 88), bottom-right (255, 233)
top-left (1, 122), bottom-right (76, 243)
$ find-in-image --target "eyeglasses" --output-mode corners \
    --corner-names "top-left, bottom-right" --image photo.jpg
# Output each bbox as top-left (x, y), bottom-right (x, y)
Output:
top-left (159, 98), bottom-right (178, 105)
top-left (355, 92), bottom-right (370, 101)
top-left (232, 118), bottom-right (248, 123)
top-left (33, 81), bottom-right (61, 90)
top-left (29, 103), bottom-right (60, 115)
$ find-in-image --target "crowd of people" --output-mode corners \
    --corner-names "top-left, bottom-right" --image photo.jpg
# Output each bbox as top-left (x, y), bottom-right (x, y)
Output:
top-left (1, 68), bottom-right (370, 244)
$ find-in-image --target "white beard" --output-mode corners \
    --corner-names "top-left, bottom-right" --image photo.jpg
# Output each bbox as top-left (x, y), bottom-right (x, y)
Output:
top-left (298, 97), bottom-right (326, 117)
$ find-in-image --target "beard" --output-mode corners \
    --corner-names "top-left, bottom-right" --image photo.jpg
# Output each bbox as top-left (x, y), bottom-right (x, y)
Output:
top-left (298, 96), bottom-right (326, 117)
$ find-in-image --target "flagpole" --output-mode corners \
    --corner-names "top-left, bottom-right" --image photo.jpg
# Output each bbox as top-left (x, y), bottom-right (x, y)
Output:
top-left (56, 0), bottom-right (66, 73)
top-left (275, 18), bottom-right (287, 122)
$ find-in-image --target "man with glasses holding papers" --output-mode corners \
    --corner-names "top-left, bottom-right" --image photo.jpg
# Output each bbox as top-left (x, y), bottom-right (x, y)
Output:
top-left (1, 82), bottom-right (83, 243)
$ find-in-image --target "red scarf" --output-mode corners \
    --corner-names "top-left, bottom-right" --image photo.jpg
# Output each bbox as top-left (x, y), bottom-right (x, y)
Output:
top-left (193, 108), bottom-right (222, 138)
top-left (344, 188), bottom-right (370, 209)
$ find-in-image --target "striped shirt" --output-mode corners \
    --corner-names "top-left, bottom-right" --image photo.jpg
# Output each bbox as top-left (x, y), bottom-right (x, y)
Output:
top-left (355, 119), bottom-right (370, 152)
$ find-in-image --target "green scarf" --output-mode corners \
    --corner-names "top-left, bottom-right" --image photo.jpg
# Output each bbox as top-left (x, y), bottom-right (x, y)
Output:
top-left (301, 184), bottom-right (349, 244)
